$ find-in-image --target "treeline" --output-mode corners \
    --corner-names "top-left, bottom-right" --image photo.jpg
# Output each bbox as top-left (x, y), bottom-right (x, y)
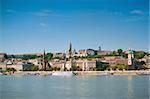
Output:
top-left (7, 53), bottom-right (53, 60)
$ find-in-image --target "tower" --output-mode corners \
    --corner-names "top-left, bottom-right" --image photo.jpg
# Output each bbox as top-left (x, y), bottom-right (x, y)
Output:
top-left (128, 49), bottom-right (134, 69)
top-left (43, 50), bottom-right (47, 71)
top-left (67, 42), bottom-right (73, 58)
top-left (99, 46), bottom-right (101, 51)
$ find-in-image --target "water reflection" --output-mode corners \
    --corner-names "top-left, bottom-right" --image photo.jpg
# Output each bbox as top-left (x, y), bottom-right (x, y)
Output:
top-left (127, 76), bottom-right (134, 99)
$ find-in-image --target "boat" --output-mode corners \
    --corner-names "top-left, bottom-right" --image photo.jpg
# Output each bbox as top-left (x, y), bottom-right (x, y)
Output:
top-left (137, 71), bottom-right (150, 75)
top-left (52, 71), bottom-right (73, 76)
top-left (0, 72), bottom-right (4, 75)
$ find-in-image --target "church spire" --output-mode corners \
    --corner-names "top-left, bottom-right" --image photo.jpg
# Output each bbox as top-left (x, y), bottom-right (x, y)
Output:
top-left (69, 42), bottom-right (72, 52)
top-left (67, 42), bottom-right (72, 58)
top-left (43, 49), bottom-right (46, 71)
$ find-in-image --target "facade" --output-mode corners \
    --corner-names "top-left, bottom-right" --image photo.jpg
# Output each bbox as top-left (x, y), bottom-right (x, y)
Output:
top-left (65, 61), bottom-right (72, 70)
top-left (78, 49), bottom-right (95, 56)
top-left (146, 54), bottom-right (150, 69)
top-left (127, 50), bottom-right (139, 69)
top-left (77, 59), bottom-right (96, 71)
top-left (49, 59), bottom-right (96, 71)
top-left (76, 50), bottom-right (87, 57)
top-left (103, 56), bottom-right (128, 65)
top-left (128, 50), bottom-right (134, 65)
top-left (53, 53), bottom-right (66, 59)
top-left (0, 61), bottom-right (30, 71)
top-left (0, 62), bottom-right (7, 69)
top-left (97, 50), bottom-right (112, 56)
top-left (50, 60), bottom-right (65, 69)
top-left (66, 59), bottom-right (96, 71)
top-left (0, 53), bottom-right (7, 62)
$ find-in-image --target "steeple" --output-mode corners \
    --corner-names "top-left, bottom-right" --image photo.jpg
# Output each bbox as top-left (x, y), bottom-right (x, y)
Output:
top-left (69, 42), bottom-right (72, 52)
top-left (67, 42), bottom-right (73, 58)
top-left (43, 49), bottom-right (46, 71)
top-left (43, 49), bottom-right (46, 57)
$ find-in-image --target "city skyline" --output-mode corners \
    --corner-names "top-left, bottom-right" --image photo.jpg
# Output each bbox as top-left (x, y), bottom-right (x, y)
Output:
top-left (0, 0), bottom-right (149, 54)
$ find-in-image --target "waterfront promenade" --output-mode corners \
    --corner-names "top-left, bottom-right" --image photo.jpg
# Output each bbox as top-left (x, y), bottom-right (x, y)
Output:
top-left (4, 70), bottom-right (150, 76)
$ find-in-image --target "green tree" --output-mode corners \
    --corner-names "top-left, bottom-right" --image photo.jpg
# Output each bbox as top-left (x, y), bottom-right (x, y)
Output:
top-left (6, 68), bottom-right (16, 73)
top-left (45, 53), bottom-right (53, 61)
top-left (23, 65), bottom-right (39, 71)
top-left (117, 49), bottom-right (123, 56)
top-left (31, 65), bottom-right (39, 71)
top-left (96, 62), bottom-right (110, 71)
top-left (71, 64), bottom-right (77, 71)
top-left (134, 51), bottom-right (145, 59)
top-left (22, 55), bottom-right (38, 60)
top-left (111, 64), bottom-right (129, 70)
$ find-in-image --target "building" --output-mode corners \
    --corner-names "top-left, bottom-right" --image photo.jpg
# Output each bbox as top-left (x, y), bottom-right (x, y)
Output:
top-left (0, 53), bottom-right (7, 62)
top-left (50, 60), bottom-right (65, 70)
top-left (128, 50), bottom-right (134, 65)
top-left (53, 53), bottom-right (66, 59)
top-left (97, 50), bottom-right (112, 56)
top-left (103, 56), bottom-right (128, 65)
top-left (28, 58), bottom-right (43, 70)
top-left (65, 59), bottom-right (96, 71)
top-left (76, 59), bottom-right (96, 71)
top-left (0, 61), bottom-right (31, 71)
top-left (65, 61), bottom-right (72, 70)
top-left (6, 63), bottom-right (24, 71)
top-left (127, 49), bottom-right (139, 69)
top-left (147, 54), bottom-right (150, 69)
top-left (0, 62), bottom-right (7, 69)
top-left (76, 50), bottom-right (87, 57)
top-left (66, 42), bottom-right (73, 58)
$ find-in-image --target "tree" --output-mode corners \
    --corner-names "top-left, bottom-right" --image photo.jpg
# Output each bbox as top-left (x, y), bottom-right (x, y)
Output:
top-left (71, 64), bottom-right (77, 71)
top-left (111, 64), bottom-right (129, 70)
top-left (134, 51), bottom-right (145, 59)
top-left (45, 53), bottom-right (53, 61)
top-left (31, 65), bottom-right (39, 71)
top-left (6, 68), bottom-right (16, 73)
top-left (23, 65), bottom-right (39, 71)
top-left (117, 49), bottom-right (123, 56)
top-left (96, 62), bottom-right (110, 71)
top-left (22, 55), bottom-right (38, 60)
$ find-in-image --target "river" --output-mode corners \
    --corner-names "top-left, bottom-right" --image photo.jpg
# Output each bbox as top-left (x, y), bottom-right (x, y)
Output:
top-left (0, 75), bottom-right (149, 99)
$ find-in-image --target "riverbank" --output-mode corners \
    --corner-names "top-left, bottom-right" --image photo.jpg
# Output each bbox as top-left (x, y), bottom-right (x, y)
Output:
top-left (1, 70), bottom-right (150, 76)
top-left (74, 70), bottom-right (150, 76)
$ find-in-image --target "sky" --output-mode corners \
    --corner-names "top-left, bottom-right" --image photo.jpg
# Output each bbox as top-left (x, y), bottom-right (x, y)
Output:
top-left (0, 0), bottom-right (149, 54)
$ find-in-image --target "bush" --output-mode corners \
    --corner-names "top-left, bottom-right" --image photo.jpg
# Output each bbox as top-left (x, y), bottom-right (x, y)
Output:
top-left (23, 65), bottom-right (39, 71)
top-left (6, 68), bottom-right (16, 72)
top-left (111, 64), bottom-right (129, 70)
top-left (96, 62), bottom-right (110, 71)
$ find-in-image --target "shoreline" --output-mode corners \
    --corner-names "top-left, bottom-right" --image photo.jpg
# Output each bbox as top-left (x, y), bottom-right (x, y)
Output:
top-left (1, 70), bottom-right (150, 76)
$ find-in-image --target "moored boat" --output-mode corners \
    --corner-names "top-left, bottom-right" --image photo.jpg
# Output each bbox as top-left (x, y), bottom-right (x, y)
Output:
top-left (52, 71), bottom-right (73, 76)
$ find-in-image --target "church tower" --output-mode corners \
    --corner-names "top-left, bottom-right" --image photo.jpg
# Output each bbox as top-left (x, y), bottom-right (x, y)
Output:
top-left (67, 42), bottom-right (73, 58)
top-left (128, 49), bottom-right (134, 69)
top-left (43, 50), bottom-right (46, 71)
top-left (43, 50), bottom-right (49, 71)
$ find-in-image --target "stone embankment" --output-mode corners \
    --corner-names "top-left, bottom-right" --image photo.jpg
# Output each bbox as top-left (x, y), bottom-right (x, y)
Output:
top-left (3, 70), bottom-right (150, 76)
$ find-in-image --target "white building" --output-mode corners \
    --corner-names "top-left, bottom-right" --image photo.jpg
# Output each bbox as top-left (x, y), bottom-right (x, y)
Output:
top-left (128, 50), bottom-right (134, 65)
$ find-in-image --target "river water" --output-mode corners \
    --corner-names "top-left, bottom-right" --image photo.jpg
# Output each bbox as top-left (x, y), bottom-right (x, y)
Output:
top-left (0, 75), bottom-right (149, 99)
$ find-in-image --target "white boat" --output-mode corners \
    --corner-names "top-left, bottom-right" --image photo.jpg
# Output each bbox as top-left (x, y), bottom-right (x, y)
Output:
top-left (52, 71), bottom-right (73, 76)
top-left (0, 72), bottom-right (3, 75)
top-left (137, 72), bottom-right (150, 75)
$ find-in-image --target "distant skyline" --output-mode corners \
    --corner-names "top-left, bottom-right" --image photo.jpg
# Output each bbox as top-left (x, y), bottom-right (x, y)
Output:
top-left (0, 0), bottom-right (149, 54)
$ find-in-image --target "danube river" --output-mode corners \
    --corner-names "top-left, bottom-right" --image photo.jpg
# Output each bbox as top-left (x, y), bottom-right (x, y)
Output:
top-left (0, 75), bottom-right (149, 99)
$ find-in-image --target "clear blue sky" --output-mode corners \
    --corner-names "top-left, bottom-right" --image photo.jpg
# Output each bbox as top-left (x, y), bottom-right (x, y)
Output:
top-left (0, 0), bottom-right (149, 54)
